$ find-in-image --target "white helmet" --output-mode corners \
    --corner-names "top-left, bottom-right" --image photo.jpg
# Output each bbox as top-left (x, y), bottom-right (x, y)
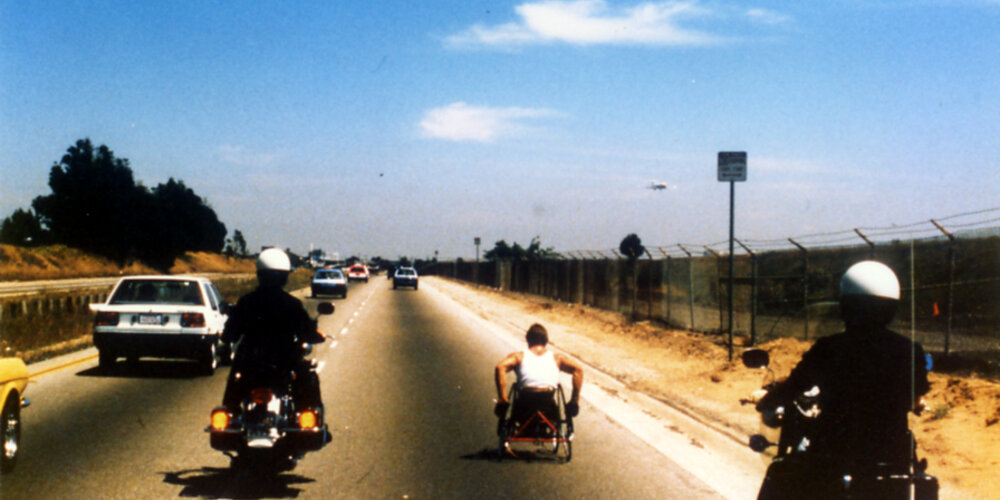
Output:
top-left (840, 261), bottom-right (900, 300)
top-left (257, 248), bottom-right (292, 272)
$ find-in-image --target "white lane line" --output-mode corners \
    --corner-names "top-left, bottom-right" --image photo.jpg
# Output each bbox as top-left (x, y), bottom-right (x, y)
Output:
top-left (328, 340), bottom-right (339, 350)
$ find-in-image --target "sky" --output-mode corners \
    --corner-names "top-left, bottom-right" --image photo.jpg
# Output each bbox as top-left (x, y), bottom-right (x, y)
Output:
top-left (2, 1), bottom-right (999, 261)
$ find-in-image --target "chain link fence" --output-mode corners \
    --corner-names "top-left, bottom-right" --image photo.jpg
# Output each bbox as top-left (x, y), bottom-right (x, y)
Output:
top-left (426, 210), bottom-right (1000, 375)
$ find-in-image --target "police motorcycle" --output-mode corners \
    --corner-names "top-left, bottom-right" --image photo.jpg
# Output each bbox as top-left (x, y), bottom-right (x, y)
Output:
top-left (207, 302), bottom-right (334, 472)
top-left (740, 348), bottom-right (938, 499)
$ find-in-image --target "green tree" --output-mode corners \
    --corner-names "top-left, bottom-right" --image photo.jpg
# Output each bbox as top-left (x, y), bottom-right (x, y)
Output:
top-left (29, 139), bottom-right (229, 269)
top-left (0, 209), bottom-right (49, 246)
top-left (619, 233), bottom-right (646, 261)
top-left (32, 139), bottom-right (145, 262)
top-left (619, 233), bottom-right (646, 320)
top-left (151, 178), bottom-right (227, 253)
top-left (224, 230), bottom-right (248, 258)
top-left (484, 236), bottom-right (555, 261)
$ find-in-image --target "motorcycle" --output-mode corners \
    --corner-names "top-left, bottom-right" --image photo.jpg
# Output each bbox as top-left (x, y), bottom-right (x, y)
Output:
top-left (740, 348), bottom-right (939, 500)
top-left (207, 302), bottom-right (334, 472)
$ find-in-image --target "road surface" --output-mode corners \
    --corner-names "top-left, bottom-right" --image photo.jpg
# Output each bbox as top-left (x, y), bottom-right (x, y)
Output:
top-left (1, 277), bottom-right (736, 499)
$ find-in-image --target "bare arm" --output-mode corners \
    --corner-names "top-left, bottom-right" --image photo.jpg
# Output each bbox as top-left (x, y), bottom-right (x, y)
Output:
top-left (556, 354), bottom-right (584, 404)
top-left (495, 352), bottom-right (521, 403)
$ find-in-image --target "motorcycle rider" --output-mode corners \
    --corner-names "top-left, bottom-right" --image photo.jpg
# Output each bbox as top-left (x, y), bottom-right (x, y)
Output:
top-left (755, 260), bottom-right (931, 499)
top-left (221, 248), bottom-right (326, 413)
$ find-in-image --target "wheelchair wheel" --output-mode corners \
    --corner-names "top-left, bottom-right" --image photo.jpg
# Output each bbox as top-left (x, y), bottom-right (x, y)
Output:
top-left (555, 385), bottom-right (573, 463)
top-left (497, 385), bottom-right (520, 460)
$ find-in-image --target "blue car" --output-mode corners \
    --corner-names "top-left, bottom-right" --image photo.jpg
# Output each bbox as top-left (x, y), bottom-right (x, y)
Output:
top-left (311, 269), bottom-right (348, 298)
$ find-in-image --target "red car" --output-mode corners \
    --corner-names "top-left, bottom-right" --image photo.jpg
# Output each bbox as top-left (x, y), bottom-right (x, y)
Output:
top-left (346, 264), bottom-right (369, 282)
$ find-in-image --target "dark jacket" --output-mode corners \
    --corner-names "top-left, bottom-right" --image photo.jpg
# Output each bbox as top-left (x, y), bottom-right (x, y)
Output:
top-left (759, 326), bottom-right (930, 466)
top-left (222, 286), bottom-right (324, 371)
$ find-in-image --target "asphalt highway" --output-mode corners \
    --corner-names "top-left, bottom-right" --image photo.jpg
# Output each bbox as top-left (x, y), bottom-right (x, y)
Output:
top-left (1, 277), bottom-right (727, 499)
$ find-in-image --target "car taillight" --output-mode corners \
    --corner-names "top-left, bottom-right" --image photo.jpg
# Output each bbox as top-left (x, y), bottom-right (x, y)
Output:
top-left (298, 409), bottom-right (318, 429)
top-left (210, 408), bottom-right (230, 431)
top-left (250, 388), bottom-right (273, 405)
top-left (95, 311), bottom-right (119, 326)
top-left (181, 313), bottom-right (205, 327)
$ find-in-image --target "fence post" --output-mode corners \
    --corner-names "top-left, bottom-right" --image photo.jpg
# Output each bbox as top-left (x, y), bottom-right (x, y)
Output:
top-left (931, 219), bottom-right (956, 356)
top-left (854, 228), bottom-right (876, 259)
top-left (737, 239), bottom-right (758, 346)
top-left (678, 244), bottom-right (695, 331)
top-left (705, 246), bottom-right (724, 333)
top-left (646, 249), bottom-right (654, 321)
top-left (789, 238), bottom-right (809, 340)
top-left (658, 248), bottom-right (672, 326)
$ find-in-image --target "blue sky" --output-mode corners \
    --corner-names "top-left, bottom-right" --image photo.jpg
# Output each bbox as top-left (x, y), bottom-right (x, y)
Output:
top-left (2, 1), bottom-right (998, 260)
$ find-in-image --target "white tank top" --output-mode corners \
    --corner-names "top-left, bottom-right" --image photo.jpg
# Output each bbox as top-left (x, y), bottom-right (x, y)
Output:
top-left (517, 349), bottom-right (559, 389)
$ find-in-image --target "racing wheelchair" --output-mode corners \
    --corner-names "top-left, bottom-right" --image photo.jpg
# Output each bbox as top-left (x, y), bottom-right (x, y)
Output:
top-left (496, 383), bottom-right (573, 462)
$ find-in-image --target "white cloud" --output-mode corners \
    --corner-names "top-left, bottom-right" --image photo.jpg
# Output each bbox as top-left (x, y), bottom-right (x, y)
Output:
top-left (446, 0), bottom-right (721, 48)
top-left (745, 8), bottom-right (791, 25)
top-left (419, 102), bottom-right (561, 142)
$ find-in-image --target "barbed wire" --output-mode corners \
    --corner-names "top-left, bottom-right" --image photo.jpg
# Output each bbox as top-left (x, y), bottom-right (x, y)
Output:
top-left (565, 207), bottom-right (1000, 259)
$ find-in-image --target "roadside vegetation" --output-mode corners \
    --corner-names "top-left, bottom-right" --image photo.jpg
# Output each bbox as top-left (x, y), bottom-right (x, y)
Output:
top-left (0, 247), bottom-right (311, 363)
top-left (0, 139), bottom-right (250, 271)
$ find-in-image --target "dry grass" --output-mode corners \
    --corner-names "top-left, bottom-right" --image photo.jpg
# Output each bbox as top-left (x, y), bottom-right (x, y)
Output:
top-left (0, 244), bottom-right (160, 280)
top-left (0, 245), bottom-right (259, 362)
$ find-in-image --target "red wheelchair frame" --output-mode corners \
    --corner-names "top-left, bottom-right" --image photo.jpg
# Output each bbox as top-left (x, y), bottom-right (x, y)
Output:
top-left (497, 383), bottom-right (573, 462)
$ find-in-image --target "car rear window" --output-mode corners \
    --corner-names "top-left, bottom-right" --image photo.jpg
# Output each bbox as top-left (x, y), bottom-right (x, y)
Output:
top-left (109, 280), bottom-right (204, 305)
top-left (316, 271), bottom-right (342, 279)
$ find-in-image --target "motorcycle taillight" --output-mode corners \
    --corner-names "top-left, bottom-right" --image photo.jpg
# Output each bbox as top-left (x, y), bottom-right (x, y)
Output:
top-left (250, 388), bottom-right (273, 405)
top-left (210, 409), bottom-right (230, 431)
top-left (299, 409), bottom-right (318, 429)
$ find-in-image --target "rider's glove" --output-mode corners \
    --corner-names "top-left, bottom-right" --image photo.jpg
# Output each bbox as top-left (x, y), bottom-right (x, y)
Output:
top-left (494, 401), bottom-right (510, 417)
top-left (566, 401), bottom-right (579, 417)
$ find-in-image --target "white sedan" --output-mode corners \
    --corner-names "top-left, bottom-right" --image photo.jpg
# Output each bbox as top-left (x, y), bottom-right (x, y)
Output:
top-left (90, 276), bottom-right (230, 374)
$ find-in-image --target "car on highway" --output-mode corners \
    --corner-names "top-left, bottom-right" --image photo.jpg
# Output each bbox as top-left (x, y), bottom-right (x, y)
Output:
top-left (311, 268), bottom-right (347, 298)
top-left (0, 356), bottom-right (29, 474)
top-left (90, 276), bottom-right (230, 374)
top-left (346, 264), bottom-right (370, 283)
top-left (393, 267), bottom-right (418, 290)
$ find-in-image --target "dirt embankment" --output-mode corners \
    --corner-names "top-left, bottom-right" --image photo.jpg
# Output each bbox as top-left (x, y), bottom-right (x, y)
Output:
top-left (427, 277), bottom-right (1000, 500)
top-left (0, 244), bottom-right (254, 281)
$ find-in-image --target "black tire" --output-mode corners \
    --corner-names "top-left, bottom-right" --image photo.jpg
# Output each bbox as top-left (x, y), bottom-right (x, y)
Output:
top-left (98, 350), bottom-right (116, 370)
top-left (203, 342), bottom-right (219, 375)
top-left (1, 394), bottom-right (21, 474)
top-left (221, 342), bottom-right (236, 366)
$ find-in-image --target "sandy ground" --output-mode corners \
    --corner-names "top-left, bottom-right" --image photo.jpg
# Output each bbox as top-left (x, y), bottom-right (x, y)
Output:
top-left (425, 276), bottom-right (1000, 500)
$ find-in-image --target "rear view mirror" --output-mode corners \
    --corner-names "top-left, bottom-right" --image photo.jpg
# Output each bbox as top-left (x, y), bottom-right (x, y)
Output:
top-left (316, 302), bottom-right (335, 315)
top-left (741, 349), bottom-right (770, 369)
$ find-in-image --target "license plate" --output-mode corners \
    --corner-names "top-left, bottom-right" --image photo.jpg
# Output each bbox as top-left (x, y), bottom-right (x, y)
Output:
top-left (138, 314), bottom-right (163, 325)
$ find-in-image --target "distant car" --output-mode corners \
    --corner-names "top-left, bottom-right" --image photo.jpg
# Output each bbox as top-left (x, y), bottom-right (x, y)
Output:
top-left (346, 264), bottom-right (369, 283)
top-left (393, 267), bottom-right (418, 290)
top-left (312, 268), bottom-right (347, 298)
top-left (0, 356), bottom-right (29, 473)
top-left (90, 276), bottom-right (230, 374)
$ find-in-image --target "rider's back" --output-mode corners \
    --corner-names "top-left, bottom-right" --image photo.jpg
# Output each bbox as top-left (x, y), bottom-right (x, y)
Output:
top-left (796, 325), bottom-right (929, 465)
top-left (224, 287), bottom-right (316, 369)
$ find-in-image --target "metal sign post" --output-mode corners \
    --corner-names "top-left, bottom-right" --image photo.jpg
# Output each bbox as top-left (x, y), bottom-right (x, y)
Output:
top-left (718, 152), bottom-right (747, 361)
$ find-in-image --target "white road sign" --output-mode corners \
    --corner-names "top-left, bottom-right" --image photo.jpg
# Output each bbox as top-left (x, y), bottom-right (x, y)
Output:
top-left (718, 152), bottom-right (747, 182)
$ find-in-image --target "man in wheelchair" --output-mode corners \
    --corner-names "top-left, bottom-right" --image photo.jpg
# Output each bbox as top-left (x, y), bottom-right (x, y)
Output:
top-left (494, 323), bottom-right (584, 427)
